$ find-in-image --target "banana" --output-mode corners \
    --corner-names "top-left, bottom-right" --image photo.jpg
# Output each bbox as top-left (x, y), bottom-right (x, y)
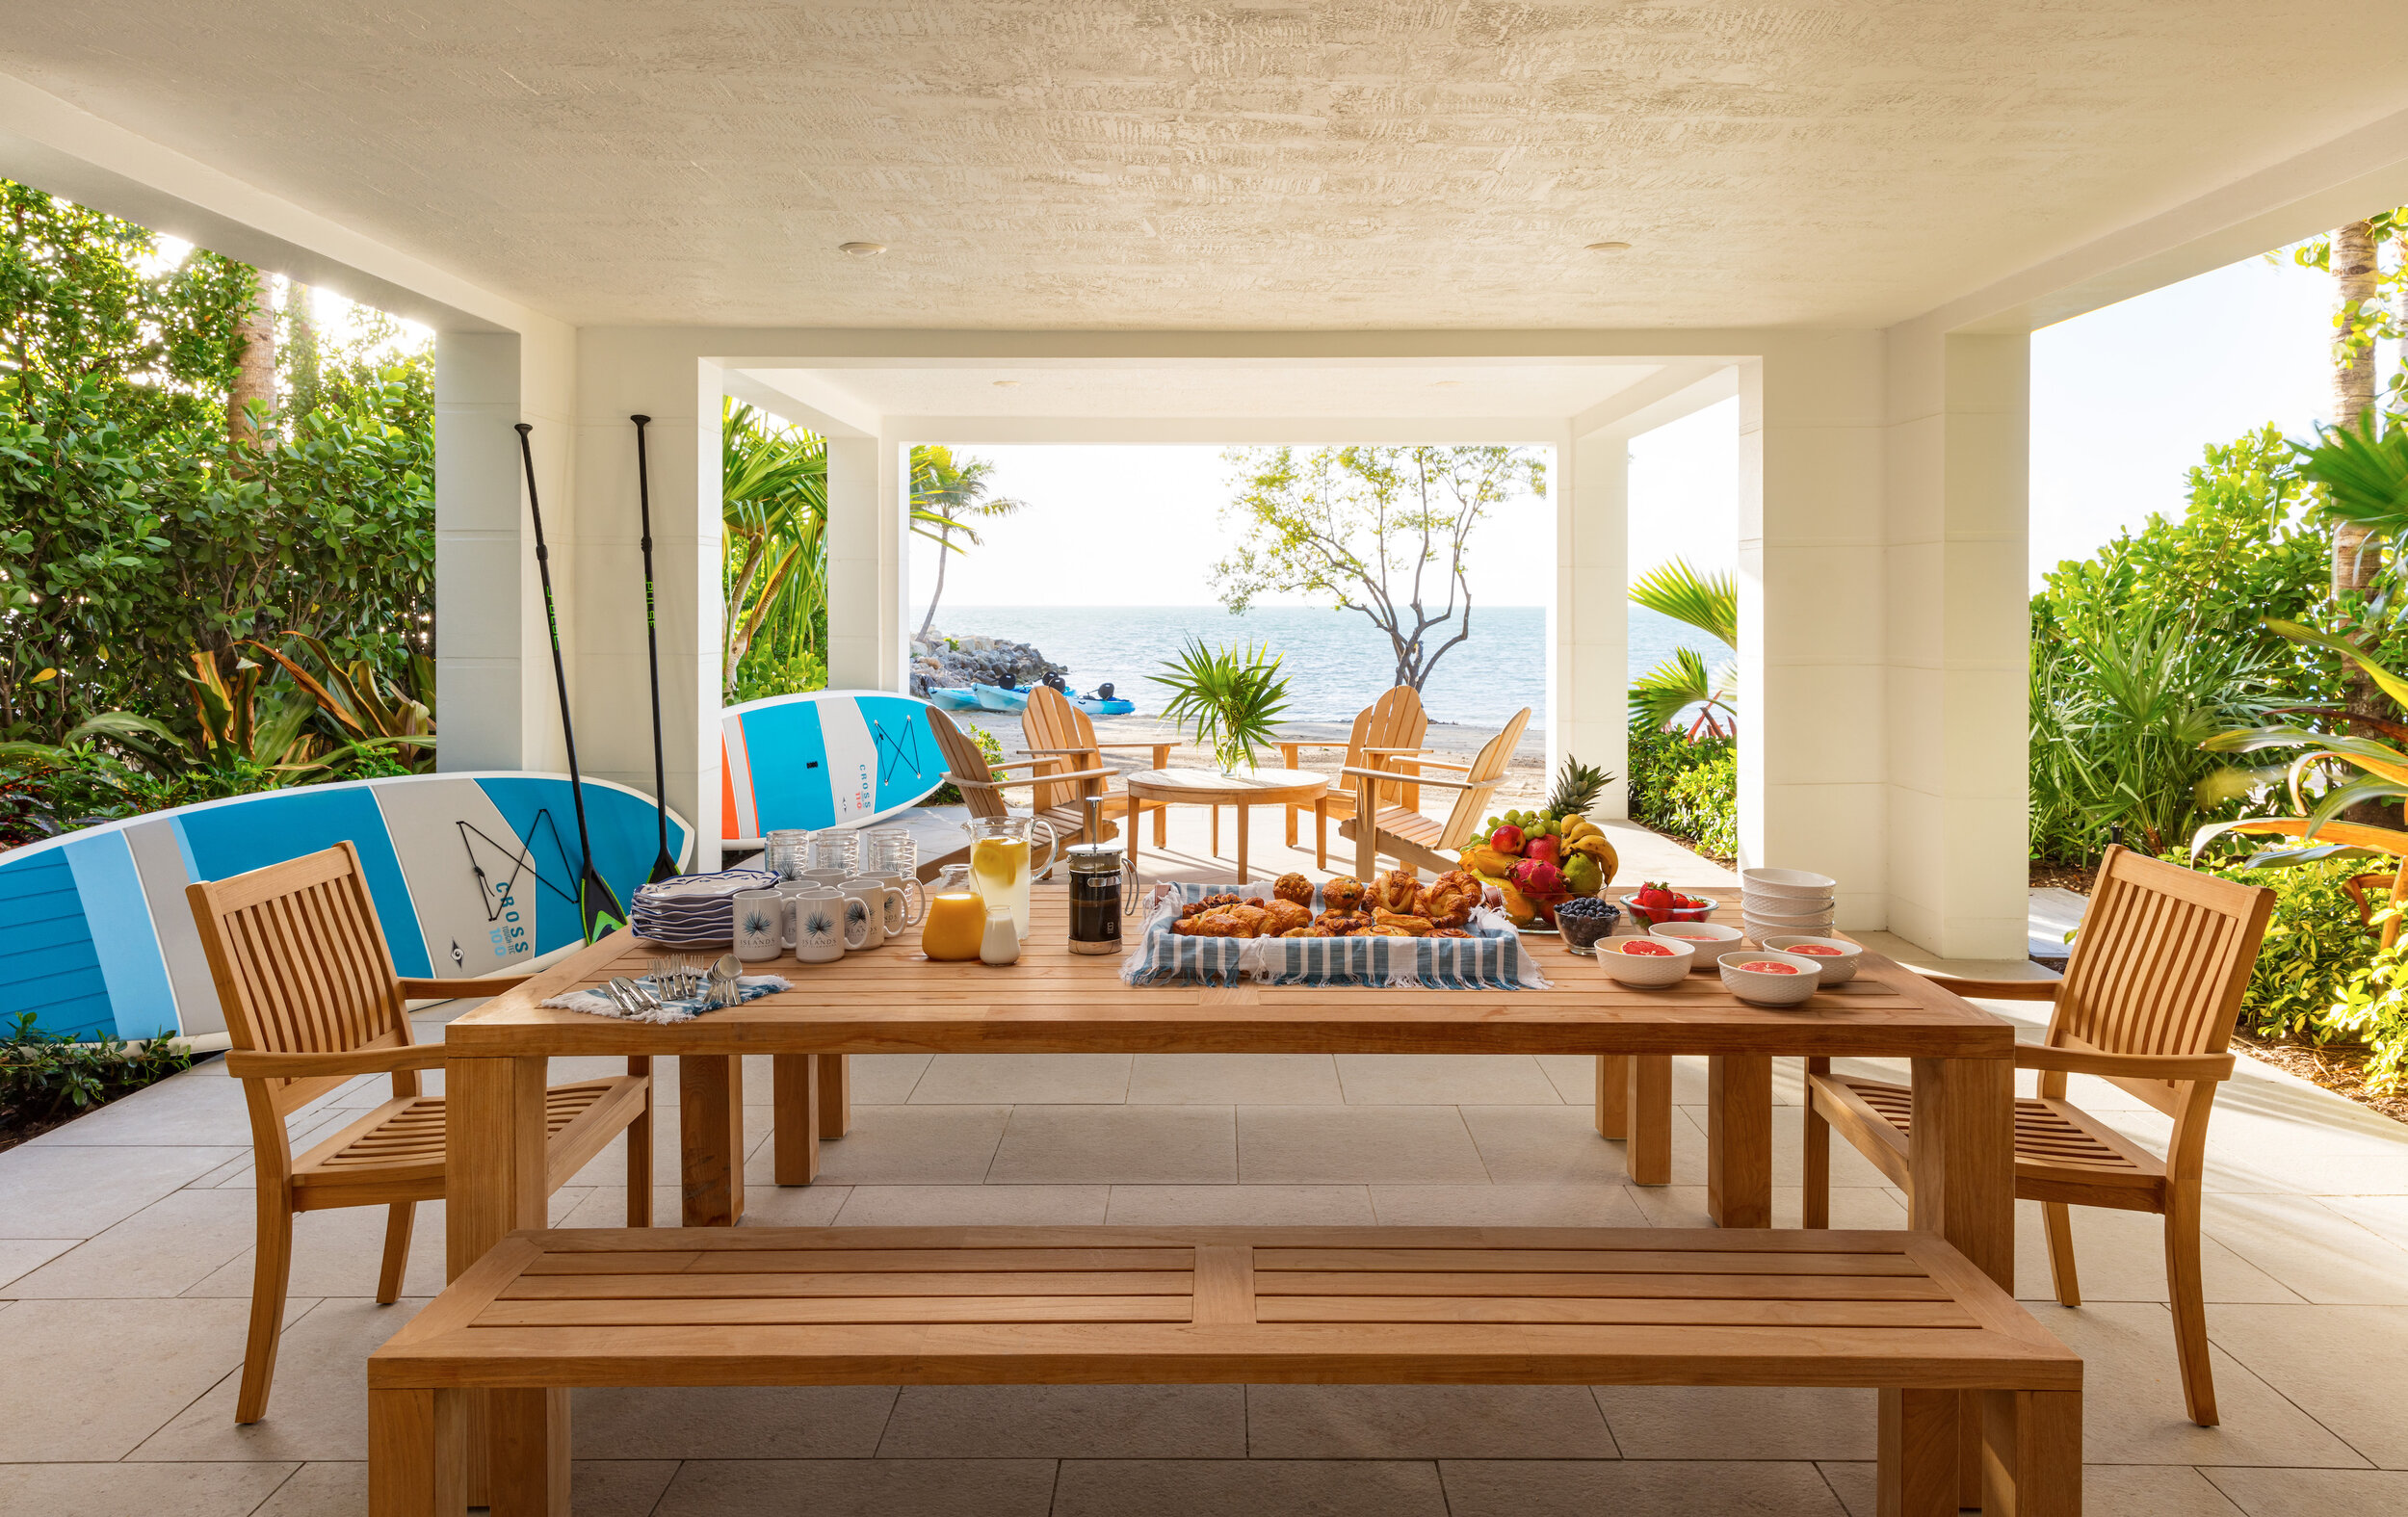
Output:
top-left (1568, 835), bottom-right (1619, 882)
top-left (1561, 818), bottom-right (1599, 842)
top-left (1460, 845), bottom-right (1513, 877)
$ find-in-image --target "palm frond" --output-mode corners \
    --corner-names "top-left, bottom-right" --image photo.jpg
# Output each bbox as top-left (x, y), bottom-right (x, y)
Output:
top-left (1628, 559), bottom-right (1738, 646)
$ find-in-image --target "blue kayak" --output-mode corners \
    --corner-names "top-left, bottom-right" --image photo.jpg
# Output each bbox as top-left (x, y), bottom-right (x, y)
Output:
top-left (925, 687), bottom-right (981, 711)
top-left (1075, 696), bottom-right (1136, 717)
top-left (973, 683), bottom-right (1030, 713)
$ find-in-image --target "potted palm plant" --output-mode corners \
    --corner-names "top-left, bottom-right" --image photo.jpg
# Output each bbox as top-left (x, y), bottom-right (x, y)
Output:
top-left (1151, 639), bottom-right (1292, 773)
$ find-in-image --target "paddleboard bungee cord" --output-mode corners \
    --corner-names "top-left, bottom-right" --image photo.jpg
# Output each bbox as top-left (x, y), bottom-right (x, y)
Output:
top-left (513, 423), bottom-right (628, 944)
top-left (630, 414), bottom-right (678, 884)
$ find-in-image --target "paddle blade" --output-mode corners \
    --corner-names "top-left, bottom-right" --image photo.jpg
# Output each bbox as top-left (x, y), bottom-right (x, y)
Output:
top-left (578, 865), bottom-right (628, 945)
top-left (647, 850), bottom-right (680, 886)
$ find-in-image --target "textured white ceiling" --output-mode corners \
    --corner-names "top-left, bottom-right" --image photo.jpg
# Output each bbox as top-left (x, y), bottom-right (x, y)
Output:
top-left (6, 2), bottom-right (2404, 330)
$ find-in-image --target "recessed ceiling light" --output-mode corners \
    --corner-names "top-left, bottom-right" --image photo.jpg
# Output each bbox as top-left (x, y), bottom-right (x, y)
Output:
top-left (992, 379), bottom-right (1020, 388)
top-left (837, 241), bottom-right (886, 256)
top-left (1585, 240), bottom-right (1632, 252)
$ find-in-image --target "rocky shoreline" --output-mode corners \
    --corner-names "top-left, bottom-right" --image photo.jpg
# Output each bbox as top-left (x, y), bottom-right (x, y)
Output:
top-left (909, 630), bottom-right (1064, 698)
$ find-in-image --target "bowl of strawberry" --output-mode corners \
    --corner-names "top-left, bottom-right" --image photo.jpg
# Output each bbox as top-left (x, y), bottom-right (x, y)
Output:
top-left (1621, 882), bottom-right (1716, 927)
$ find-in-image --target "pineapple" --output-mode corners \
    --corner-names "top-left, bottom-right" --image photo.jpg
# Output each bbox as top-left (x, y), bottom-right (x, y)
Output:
top-left (1544, 755), bottom-right (1612, 822)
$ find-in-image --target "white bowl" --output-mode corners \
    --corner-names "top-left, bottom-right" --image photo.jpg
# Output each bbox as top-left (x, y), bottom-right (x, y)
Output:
top-left (1718, 950), bottom-right (1821, 1007)
top-left (1743, 901), bottom-right (1839, 925)
top-left (1758, 935), bottom-right (1862, 984)
top-left (1745, 923), bottom-right (1835, 949)
top-left (1595, 934), bottom-right (1696, 987)
top-left (1651, 921), bottom-right (1744, 953)
top-left (1742, 891), bottom-right (1834, 914)
top-left (1741, 868), bottom-right (1838, 902)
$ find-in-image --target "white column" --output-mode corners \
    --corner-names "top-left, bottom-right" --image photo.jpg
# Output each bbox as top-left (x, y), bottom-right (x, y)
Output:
top-left (1739, 334), bottom-right (1889, 927)
top-left (434, 327), bottom-right (573, 772)
top-left (1881, 330), bottom-right (2029, 958)
top-left (825, 432), bottom-right (909, 692)
top-left (1556, 431), bottom-right (1630, 817)
top-left (570, 332), bottom-right (721, 870)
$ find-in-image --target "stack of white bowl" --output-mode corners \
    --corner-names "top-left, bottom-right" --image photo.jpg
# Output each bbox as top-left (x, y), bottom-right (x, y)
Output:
top-left (1741, 867), bottom-right (1836, 942)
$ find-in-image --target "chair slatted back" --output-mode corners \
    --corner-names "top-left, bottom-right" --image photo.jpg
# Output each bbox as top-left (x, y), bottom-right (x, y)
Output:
top-left (186, 843), bottom-right (412, 1116)
top-left (929, 707), bottom-right (1009, 822)
top-left (1430, 707), bottom-right (1531, 851)
top-left (2050, 845), bottom-right (2275, 1114)
top-left (1359, 685), bottom-right (1429, 807)
top-left (1021, 687), bottom-right (1101, 814)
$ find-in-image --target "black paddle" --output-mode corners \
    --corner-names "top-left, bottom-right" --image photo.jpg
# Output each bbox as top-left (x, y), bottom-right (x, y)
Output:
top-left (629, 415), bottom-right (679, 884)
top-left (513, 423), bottom-right (628, 945)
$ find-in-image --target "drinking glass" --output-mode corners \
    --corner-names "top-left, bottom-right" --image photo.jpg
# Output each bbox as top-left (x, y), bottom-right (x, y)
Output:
top-left (863, 827), bottom-right (916, 877)
top-left (766, 829), bottom-right (814, 881)
top-left (808, 831), bottom-right (860, 878)
top-left (960, 816), bottom-right (1055, 939)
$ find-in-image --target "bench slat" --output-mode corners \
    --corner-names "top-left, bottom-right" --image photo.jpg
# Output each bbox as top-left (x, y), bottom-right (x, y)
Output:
top-left (1258, 1296), bottom-right (1976, 1328)
top-left (502, 1270), bottom-right (1196, 1299)
top-left (1254, 1270), bottom-right (1953, 1300)
top-left (477, 1296), bottom-right (1194, 1326)
top-left (520, 1247), bottom-right (1192, 1276)
top-left (1255, 1247), bottom-right (1924, 1276)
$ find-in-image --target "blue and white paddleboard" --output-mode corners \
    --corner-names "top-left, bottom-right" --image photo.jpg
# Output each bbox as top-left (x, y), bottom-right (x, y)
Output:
top-left (0, 772), bottom-right (692, 1043)
top-left (719, 689), bottom-right (949, 846)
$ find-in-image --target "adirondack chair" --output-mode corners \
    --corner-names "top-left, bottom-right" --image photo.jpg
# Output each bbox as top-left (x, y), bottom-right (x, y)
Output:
top-left (1281, 685), bottom-right (1440, 867)
top-left (1802, 845), bottom-right (2275, 1425)
top-left (1019, 685), bottom-right (1171, 848)
top-left (1341, 706), bottom-right (1531, 879)
top-left (187, 843), bottom-right (651, 1423)
top-left (927, 706), bottom-right (1120, 876)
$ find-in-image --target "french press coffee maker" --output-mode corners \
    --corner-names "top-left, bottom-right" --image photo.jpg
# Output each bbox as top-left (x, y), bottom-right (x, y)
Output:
top-left (1065, 797), bottom-right (1137, 955)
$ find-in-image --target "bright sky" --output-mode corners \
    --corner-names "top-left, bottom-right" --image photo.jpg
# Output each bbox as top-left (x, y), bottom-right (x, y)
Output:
top-left (907, 248), bottom-right (2375, 614)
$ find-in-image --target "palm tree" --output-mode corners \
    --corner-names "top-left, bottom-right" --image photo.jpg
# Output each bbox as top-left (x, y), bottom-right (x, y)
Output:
top-left (720, 401), bottom-right (827, 698)
top-left (913, 445), bottom-right (1027, 640)
top-left (1627, 558), bottom-right (1738, 739)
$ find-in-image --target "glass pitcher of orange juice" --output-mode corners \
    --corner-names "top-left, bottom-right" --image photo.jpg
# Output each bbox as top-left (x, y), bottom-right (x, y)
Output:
top-left (920, 863), bottom-right (986, 961)
top-left (962, 816), bottom-right (1056, 939)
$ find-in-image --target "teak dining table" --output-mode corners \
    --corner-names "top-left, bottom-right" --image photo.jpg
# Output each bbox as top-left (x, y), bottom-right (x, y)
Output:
top-left (437, 885), bottom-right (2016, 1504)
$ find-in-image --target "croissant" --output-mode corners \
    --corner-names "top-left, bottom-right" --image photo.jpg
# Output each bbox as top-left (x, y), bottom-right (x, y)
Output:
top-left (1370, 869), bottom-right (1422, 914)
top-left (1263, 900), bottom-right (1313, 934)
top-left (1171, 910), bottom-right (1244, 938)
top-left (1321, 876), bottom-right (1365, 914)
top-left (1271, 872), bottom-right (1315, 907)
top-left (1282, 925), bottom-right (1335, 938)
top-left (1416, 870), bottom-right (1481, 929)
top-left (1316, 910), bottom-right (1373, 936)
top-left (1224, 904), bottom-right (1269, 937)
top-left (1373, 908), bottom-right (1435, 937)
top-left (1181, 893), bottom-right (1244, 920)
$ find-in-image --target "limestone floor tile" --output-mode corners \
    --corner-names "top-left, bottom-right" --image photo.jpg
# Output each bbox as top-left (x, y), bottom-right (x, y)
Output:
top-left (133, 1296), bottom-right (429, 1461)
top-left (835, 1184), bottom-right (1109, 1225)
top-left (733, 1181), bottom-right (852, 1225)
top-left (2203, 1305), bottom-right (2408, 1468)
top-left (2200, 1191), bottom-right (2408, 1304)
top-left (186, 1109), bottom-right (362, 1191)
top-left (572, 1386), bottom-right (898, 1458)
top-left (851, 1053), bottom-right (935, 1103)
top-left (1248, 1385), bottom-right (1617, 1457)
top-left (1533, 1054), bottom-right (1714, 1108)
top-left (0, 1142), bottom-right (244, 1238)
top-left (1237, 1106), bottom-right (1489, 1185)
top-left (988, 1105), bottom-right (1237, 1185)
top-left (558, 1184), bottom-right (684, 1228)
top-left (655, 1457), bottom-right (1057, 1517)
top-left (8, 1188), bottom-right (260, 1299)
top-left (1105, 1185), bottom-right (1375, 1225)
top-left (1053, 1458), bottom-right (1448, 1517)
top-left (1367, 1183), bottom-right (1647, 1227)
top-left (0, 1238), bottom-right (76, 1291)
top-left (2207, 1467), bottom-right (2408, 1514)
top-left (879, 1385), bottom-right (1245, 1457)
top-left (809, 1104), bottom-right (1012, 1185)
top-left (579, 1101), bottom-right (777, 1189)
top-left (1623, 1185), bottom-right (1903, 1230)
top-left (1440, 1458), bottom-right (1848, 1517)
top-left (2035, 1300), bottom-right (2369, 1466)
top-left (1677, 1104), bottom-right (1896, 1190)
top-left (23, 1063), bottom-right (260, 1147)
top-left (2009, 1197), bottom-right (2297, 1305)
top-left (1462, 1105), bottom-right (1646, 1185)
top-left (0, 1461), bottom-right (300, 1517)
top-left (2317, 1194), bottom-right (2408, 1252)
top-left (1590, 1386), bottom-right (1876, 1460)
top-left (245, 1459), bottom-right (676, 1517)
top-left (0, 1295), bottom-right (255, 1460)
top-left (910, 1053), bottom-right (1133, 1103)
top-left (187, 1181), bottom-right (592, 1300)
top-left (1831, 1461), bottom-right (2248, 1517)
top-left (1818, 1460), bottom-right (1876, 1516)
top-left (1333, 1055), bottom-right (1562, 1105)
top-left (1127, 1054), bottom-right (1344, 1105)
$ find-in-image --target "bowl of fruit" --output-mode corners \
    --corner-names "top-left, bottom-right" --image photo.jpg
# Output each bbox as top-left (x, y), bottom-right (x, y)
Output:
top-left (1454, 759), bottom-right (1620, 929)
top-left (1595, 933), bottom-right (1695, 987)
top-left (1758, 935), bottom-right (1862, 984)
top-left (1718, 950), bottom-right (1822, 1007)
top-left (1553, 895), bottom-right (1623, 955)
top-left (1622, 881), bottom-right (1716, 927)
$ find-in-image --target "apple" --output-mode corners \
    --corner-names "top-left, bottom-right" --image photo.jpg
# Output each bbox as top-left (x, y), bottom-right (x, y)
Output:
top-left (1525, 835), bottom-right (1561, 867)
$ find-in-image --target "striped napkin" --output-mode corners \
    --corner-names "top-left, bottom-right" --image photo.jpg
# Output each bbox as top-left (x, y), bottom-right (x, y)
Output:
top-left (543, 975), bottom-right (790, 1024)
top-left (1120, 882), bottom-right (1548, 990)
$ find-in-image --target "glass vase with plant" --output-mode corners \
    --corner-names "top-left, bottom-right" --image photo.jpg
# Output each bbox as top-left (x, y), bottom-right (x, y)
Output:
top-left (1152, 639), bottom-right (1292, 773)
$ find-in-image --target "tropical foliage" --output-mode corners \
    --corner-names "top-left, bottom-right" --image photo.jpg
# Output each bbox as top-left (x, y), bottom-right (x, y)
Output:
top-left (0, 1009), bottom-right (194, 1145)
top-left (1151, 639), bottom-right (1292, 773)
top-left (1626, 726), bottom-right (1738, 861)
top-left (1627, 558), bottom-right (1737, 739)
top-left (914, 445), bottom-right (1025, 639)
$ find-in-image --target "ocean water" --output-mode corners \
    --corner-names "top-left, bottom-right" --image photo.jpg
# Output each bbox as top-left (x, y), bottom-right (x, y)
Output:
top-left (930, 605), bottom-right (1731, 728)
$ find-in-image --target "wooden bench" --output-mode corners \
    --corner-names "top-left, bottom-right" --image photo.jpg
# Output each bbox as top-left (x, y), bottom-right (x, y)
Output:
top-left (369, 1225), bottom-right (2080, 1516)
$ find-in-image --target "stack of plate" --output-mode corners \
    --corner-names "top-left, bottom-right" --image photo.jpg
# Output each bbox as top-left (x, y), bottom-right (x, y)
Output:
top-left (632, 869), bottom-right (779, 948)
top-left (1741, 867), bottom-right (1836, 942)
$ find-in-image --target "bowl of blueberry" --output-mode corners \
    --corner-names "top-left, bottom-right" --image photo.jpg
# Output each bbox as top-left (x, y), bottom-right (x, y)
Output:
top-left (1553, 895), bottom-right (1623, 955)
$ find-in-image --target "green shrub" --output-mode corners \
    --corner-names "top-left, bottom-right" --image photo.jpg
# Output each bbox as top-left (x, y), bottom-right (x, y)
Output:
top-left (2329, 912), bottom-right (2408, 1092)
top-left (0, 1011), bottom-right (196, 1137)
top-left (2185, 855), bottom-right (2378, 1044)
top-left (730, 646), bottom-right (826, 705)
top-left (1628, 727), bottom-right (1737, 860)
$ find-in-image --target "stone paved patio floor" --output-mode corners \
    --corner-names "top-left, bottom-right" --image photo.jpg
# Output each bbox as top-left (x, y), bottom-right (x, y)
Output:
top-left (5, 816), bottom-right (2404, 1513)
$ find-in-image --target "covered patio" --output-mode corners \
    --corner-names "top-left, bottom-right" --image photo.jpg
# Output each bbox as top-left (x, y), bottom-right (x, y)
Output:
top-left (7, 3), bottom-right (2408, 1514)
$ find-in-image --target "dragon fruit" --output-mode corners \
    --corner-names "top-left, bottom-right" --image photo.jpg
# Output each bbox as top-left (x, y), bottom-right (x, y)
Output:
top-left (1508, 858), bottom-right (1565, 897)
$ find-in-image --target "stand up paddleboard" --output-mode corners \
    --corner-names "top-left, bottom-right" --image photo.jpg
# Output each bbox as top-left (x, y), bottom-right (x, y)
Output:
top-left (0, 772), bottom-right (692, 1042)
top-left (720, 690), bottom-right (950, 847)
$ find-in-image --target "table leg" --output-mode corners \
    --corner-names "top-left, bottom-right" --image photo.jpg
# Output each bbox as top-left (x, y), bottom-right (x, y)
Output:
top-left (1878, 1387), bottom-right (1957, 1517)
top-left (1595, 1055), bottom-right (1629, 1138)
top-left (1707, 1054), bottom-right (1772, 1228)
top-left (772, 1054), bottom-right (820, 1184)
top-left (1625, 1055), bottom-right (1672, 1185)
top-left (1128, 801), bottom-right (1141, 885)
top-left (818, 1051), bottom-right (851, 1138)
top-left (1911, 1054), bottom-right (2016, 1504)
top-left (489, 1387), bottom-right (568, 1517)
top-left (1211, 804), bottom-right (1220, 860)
top-left (443, 1055), bottom-right (552, 1509)
top-left (680, 1054), bottom-right (747, 1226)
top-left (1236, 802), bottom-right (1250, 883)
top-left (368, 1386), bottom-right (465, 1517)
top-left (1981, 1389), bottom-right (2081, 1515)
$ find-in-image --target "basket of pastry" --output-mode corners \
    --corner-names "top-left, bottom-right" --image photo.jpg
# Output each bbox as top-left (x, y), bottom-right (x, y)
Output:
top-left (1121, 870), bottom-right (1548, 989)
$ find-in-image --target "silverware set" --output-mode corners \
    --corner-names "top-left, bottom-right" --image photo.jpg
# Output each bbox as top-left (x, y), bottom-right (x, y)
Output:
top-left (599, 954), bottom-right (748, 1015)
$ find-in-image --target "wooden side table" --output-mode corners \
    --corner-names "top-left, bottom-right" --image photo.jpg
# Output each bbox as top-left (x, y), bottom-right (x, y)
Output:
top-left (1123, 766), bottom-right (1328, 883)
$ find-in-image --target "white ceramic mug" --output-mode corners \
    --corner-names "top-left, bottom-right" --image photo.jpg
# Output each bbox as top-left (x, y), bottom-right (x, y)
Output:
top-left (788, 887), bottom-right (864, 963)
top-left (870, 873), bottom-right (925, 933)
top-left (840, 876), bottom-right (904, 950)
top-left (733, 890), bottom-right (789, 962)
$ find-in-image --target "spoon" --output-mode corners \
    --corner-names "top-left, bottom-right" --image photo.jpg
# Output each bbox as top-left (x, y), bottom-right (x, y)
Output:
top-left (710, 953), bottom-right (743, 1007)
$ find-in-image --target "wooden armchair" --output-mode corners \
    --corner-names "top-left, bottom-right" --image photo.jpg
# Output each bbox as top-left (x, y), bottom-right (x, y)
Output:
top-left (1341, 707), bottom-right (1531, 878)
top-left (1282, 685), bottom-right (1439, 867)
top-left (188, 843), bottom-right (651, 1424)
top-left (1802, 845), bottom-right (2274, 1425)
top-left (1019, 686), bottom-right (1170, 849)
top-left (928, 705), bottom-right (1119, 861)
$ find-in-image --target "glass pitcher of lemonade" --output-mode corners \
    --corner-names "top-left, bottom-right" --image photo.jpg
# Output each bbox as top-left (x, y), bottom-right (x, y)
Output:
top-left (961, 816), bottom-right (1056, 939)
